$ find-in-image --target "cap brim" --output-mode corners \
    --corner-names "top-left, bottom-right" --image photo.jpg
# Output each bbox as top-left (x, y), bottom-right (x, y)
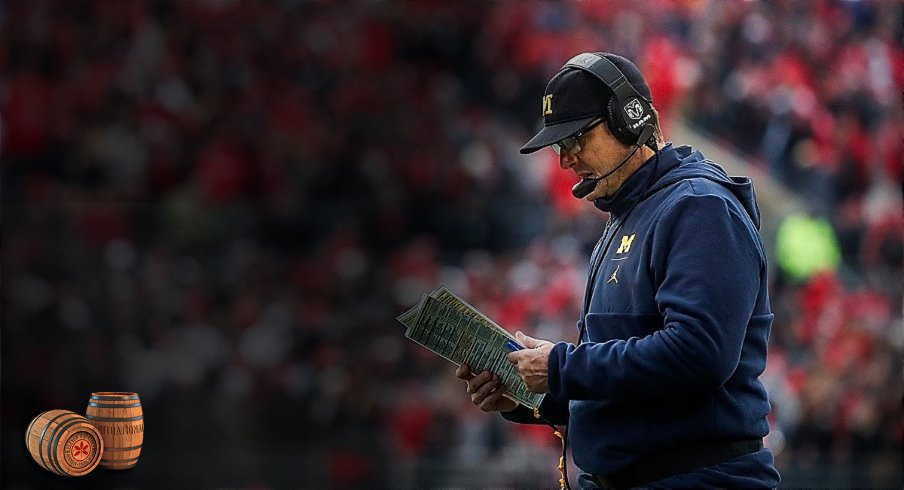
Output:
top-left (519, 116), bottom-right (597, 154)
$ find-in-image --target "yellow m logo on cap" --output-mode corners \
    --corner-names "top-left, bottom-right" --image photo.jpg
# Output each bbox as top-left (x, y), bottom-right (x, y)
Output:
top-left (542, 94), bottom-right (553, 116)
top-left (616, 234), bottom-right (636, 254)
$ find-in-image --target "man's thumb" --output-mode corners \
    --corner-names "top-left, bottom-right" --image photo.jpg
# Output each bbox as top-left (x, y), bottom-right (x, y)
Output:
top-left (516, 331), bottom-right (539, 348)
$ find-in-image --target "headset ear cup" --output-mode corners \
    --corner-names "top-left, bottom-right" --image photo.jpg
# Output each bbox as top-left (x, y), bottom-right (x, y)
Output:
top-left (639, 100), bottom-right (657, 149)
top-left (606, 96), bottom-right (633, 146)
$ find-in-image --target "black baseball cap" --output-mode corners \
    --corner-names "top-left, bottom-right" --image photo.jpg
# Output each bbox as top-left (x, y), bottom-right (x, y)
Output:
top-left (520, 52), bottom-right (652, 154)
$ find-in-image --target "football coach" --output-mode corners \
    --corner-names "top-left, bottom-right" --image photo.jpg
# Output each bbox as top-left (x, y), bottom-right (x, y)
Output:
top-left (457, 52), bottom-right (780, 489)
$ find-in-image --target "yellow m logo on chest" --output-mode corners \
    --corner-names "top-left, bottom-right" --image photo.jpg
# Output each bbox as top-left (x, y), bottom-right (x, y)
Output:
top-left (616, 234), bottom-right (636, 254)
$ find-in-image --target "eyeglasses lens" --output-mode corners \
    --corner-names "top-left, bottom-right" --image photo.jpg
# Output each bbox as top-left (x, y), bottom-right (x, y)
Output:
top-left (553, 137), bottom-right (578, 155)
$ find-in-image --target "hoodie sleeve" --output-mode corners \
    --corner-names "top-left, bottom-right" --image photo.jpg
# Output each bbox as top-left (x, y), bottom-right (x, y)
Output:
top-left (501, 394), bottom-right (569, 425)
top-left (548, 192), bottom-right (763, 400)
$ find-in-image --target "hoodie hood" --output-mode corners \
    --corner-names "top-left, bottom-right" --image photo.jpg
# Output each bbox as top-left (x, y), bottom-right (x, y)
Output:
top-left (595, 144), bottom-right (762, 229)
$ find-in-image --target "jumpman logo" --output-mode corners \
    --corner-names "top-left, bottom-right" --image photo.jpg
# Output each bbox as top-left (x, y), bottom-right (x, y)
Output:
top-left (607, 264), bottom-right (620, 284)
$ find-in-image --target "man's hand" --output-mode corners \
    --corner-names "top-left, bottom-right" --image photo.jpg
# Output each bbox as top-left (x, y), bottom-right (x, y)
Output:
top-left (456, 363), bottom-right (519, 413)
top-left (507, 331), bottom-right (555, 394)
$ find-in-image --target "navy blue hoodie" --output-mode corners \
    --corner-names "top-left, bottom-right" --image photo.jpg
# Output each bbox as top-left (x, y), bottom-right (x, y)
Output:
top-left (504, 144), bottom-right (779, 486)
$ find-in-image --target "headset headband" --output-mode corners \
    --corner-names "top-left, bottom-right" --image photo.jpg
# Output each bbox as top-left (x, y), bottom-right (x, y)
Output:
top-left (563, 53), bottom-right (650, 104)
top-left (562, 52), bottom-right (656, 149)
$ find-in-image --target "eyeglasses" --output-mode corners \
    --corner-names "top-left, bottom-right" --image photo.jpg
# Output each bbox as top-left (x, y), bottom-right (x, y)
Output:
top-left (551, 118), bottom-right (604, 155)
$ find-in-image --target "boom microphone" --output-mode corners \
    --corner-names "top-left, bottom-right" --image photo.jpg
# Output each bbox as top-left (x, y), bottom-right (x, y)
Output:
top-left (571, 124), bottom-right (655, 199)
top-left (571, 145), bottom-right (639, 198)
top-left (571, 176), bottom-right (603, 200)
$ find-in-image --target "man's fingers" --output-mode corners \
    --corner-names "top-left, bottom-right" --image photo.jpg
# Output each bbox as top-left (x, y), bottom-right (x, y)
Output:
top-left (455, 364), bottom-right (471, 380)
top-left (478, 389), bottom-right (506, 411)
top-left (465, 371), bottom-right (490, 394)
top-left (515, 331), bottom-right (536, 348)
top-left (473, 375), bottom-right (499, 400)
top-left (473, 371), bottom-right (493, 391)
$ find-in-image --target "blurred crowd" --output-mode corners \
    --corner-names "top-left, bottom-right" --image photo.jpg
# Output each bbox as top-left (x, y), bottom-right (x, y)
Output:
top-left (2, 1), bottom-right (901, 488)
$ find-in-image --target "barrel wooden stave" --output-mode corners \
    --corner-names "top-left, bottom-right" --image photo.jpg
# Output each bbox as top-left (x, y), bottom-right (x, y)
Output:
top-left (25, 409), bottom-right (103, 476)
top-left (86, 392), bottom-right (143, 469)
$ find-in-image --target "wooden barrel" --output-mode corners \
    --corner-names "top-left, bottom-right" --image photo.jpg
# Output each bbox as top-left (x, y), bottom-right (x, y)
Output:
top-left (85, 392), bottom-right (144, 470)
top-left (25, 409), bottom-right (103, 476)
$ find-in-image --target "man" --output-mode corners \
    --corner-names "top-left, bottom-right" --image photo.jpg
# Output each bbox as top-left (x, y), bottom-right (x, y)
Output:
top-left (456, 52), bottom-right (781, 489)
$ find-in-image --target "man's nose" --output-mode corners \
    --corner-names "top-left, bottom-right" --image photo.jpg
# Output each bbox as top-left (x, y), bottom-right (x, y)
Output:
top-left (559, 150), bottom-right (578, 169)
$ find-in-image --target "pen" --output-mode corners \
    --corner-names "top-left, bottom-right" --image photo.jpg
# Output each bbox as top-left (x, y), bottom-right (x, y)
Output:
top-left (506, 340), bottom-right (524, 352)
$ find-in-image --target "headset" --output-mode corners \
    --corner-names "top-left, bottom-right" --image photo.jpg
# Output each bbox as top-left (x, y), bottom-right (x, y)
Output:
top-left (562, 53), bottom-right (658, 151)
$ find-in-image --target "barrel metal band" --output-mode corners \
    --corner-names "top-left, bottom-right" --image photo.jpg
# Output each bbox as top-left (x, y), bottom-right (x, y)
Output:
top-left (50, 418), bottom-right (86, 475)
top-left (88, 402), bottom-right (143, 408)
top-left (104, 444), bottom-right (143, 452)
top-left (86, 414), bottom-right (144, 422)
top-left (102, 456), bottom-right (139, 463)
top-left (38, 412), bottom-right (71, 474)
top-left (90, 394), bottom-right (140, 401)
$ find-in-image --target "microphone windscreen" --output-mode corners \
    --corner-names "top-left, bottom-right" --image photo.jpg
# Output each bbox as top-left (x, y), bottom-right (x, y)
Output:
top-left (572, 178), bottom-right (599, 199)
